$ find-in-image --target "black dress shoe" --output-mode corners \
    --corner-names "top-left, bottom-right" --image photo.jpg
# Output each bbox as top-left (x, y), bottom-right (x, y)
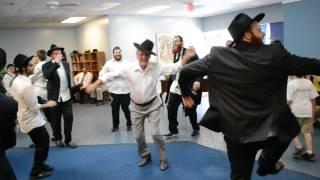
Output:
top-left (164, 132), bottom-right (178, 137)
top-left (138, 154), bottom-right (151, 167)
top-left (42, 164), bottom-right (54, 172)
top-left (55, 140), bottom-right (64, 148)
top-left (257, 161), bottom-right (284, 176)
top-left (111, 127), bottom-right (119, 132)
top-left (29, 170), bottom-right (52, 180)
top-left (127, 126), bottom-right (132, 131)
top-left (191, 130), bottom-right (199, 137)
top-left (160, 160), bottom-right (168, 171)
top-left (65, 142), bottom-right (78, 149)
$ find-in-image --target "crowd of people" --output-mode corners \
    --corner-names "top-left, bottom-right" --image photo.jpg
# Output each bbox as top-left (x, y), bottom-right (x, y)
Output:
top-left (1, 12), bottom-right (320, 180)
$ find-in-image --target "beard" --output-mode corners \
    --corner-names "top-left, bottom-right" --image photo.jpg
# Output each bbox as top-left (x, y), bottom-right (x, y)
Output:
top-left (250, 32), bottom-right (264, 46)
top-left (114, 54), bottom-right (122, 61)
top-left (172, 44), bottom-right (182, 54)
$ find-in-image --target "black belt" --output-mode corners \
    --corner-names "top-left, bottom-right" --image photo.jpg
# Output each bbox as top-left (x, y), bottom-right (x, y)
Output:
top-left (131, 96), bottom-right (157, 106)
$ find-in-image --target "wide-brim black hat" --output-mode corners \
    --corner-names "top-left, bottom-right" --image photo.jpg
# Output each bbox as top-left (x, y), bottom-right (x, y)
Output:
top-left (47, 44), bottom-right (64, 56)
top-left (228, 13), bottom-right (265, 46)
top-left (13, 54), bottom-right (34, 69)
top-left (0, 48), bottom-right (6, 70)
top-left (134, 39), bottom-right (157, 56)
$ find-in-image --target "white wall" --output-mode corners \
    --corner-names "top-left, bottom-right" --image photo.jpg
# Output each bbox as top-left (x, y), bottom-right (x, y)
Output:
top-left (108, 15), bottom-right (206, 61)
top-left (202, 4), bottom-right (283, 32)
top-left (76, 16), bottom-right (111, 59)
top-left (0, 27), bottom-right (77, 64)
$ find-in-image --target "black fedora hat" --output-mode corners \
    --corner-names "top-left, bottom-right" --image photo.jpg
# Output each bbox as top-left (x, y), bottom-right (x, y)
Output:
top-left (13, 54), bottom-right (34, 69)
top-left (228, 13), bottom-right (265, 46)
top-left (133, 39), bottom-right (157, 56)
top-left (47, 44), bottom-right (64, 56)
top-left (0, 48), bottom-right (6, 70)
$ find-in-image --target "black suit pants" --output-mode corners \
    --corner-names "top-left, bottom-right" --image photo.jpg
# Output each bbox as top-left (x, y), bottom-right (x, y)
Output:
top-left (110, 93), bottom-right (131, 128)
top-left (224, 136), bottom-right (291, 180)
top-left (167, 92), bottom-right (200, 133)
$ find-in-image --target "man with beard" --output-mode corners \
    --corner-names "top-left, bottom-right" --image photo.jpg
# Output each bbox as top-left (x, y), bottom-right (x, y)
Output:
top-left (164, 35), bottom-right (202, 137)
top-left (101, 46), bottom-right (132, 132)
top-left (178, 13), bottom-right (320, 180)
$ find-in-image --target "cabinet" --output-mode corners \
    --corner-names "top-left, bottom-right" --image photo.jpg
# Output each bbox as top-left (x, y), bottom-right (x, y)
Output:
top-left (71, 52), bottom-right (105, 80)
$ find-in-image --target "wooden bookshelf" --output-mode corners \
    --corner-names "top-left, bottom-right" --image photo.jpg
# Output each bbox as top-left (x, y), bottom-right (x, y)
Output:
top-left (71, 51), bottom-right (105, 80)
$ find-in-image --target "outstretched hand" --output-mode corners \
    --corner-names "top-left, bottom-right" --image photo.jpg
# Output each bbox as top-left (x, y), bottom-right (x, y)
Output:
top-left (181, 47), bottom-right (196, 65)
top-left (181, 96), bottom-right (194, 109)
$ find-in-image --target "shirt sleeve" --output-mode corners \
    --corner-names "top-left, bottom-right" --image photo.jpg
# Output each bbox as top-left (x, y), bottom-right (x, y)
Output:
top-left (2, 75), bottom-right (11, 90)
top-left (159, 61), bottom-right (183, 76)
top-left (23, 85), bottom-right (41, 112)
top-left (286, 82), bottom-right (294, 101)
top-left (309, 81), bottom-right (319, 99)
top-left (98, 68), bottom-right (123, 84)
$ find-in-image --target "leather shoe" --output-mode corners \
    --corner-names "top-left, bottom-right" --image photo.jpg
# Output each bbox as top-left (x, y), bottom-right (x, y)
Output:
top-left (111, 127), bottom-right (119, 132)
top-left (42, 164), bottom-right (54, 172)
top-left (55, 140), bottom-right (64, 148)
top-left (164, 132), bottom-right (178, 137)
top-left (191, 130), bottom-right (199, 137)
top-left (257, 161), bottom-right (284, 176)
top-left (160, 160), bottom-right (168, 171)
top-left (65, 142), bottom-right (77, 148)
top-left (138, 154), bottom-right (151, 167)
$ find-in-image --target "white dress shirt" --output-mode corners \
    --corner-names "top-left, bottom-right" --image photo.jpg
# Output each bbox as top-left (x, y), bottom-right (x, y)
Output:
top-left (11, 75), bottom-right (46, 133)
top-left (2, 72), bottom-right (15, 92)
top-left (74, 71), bottom-right (93, 87)
top-left (57, 62), bottom-right (71, 102)
top-left (29, 60), bottom-right (49, 100)
top-left (99, 61), bottom-right (183, 104)
top-left (101, 58), bottom-right (130, 94)
top-left (169, 48), bottom-right (184, 95)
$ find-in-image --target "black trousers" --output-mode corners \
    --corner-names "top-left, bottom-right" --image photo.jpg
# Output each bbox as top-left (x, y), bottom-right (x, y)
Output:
top-left (48, 100), bottom-right (74, 143)
top-left (28, 126), bottom-right (50, 170)
top-left (71, 85), bottom-right (85, 103)
top-left (167, 92), bottom-right (200, 133)
top-left (224, 136), bottom-right (291, 180)
top-left (110, 93), bottom-right (131, 128)
top-left (0, 150), bottom-right (16, 180)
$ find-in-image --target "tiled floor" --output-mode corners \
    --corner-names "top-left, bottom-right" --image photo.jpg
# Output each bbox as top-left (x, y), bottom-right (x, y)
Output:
top-left (15, 94), bottom-right (320, 178)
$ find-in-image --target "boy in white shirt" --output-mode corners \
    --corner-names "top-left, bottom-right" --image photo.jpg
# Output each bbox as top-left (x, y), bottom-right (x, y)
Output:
top-left (287, 75), bottom-right (318, 161)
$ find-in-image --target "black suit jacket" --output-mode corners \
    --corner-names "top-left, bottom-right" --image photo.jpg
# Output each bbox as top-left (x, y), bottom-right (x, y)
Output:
top-left (0, 93), bottom-right (17, 150)
top-left (179, 41), bottom-right (320, 143)
top-left (42, 60), bottom-right (72, 101)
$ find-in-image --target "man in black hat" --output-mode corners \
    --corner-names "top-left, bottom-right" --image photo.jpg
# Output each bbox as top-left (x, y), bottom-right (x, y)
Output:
top-left (84, 39), bottom-right (193, 171)
top-left (178, 13), bottom-right (320, 180)
top-left (0, 48), bottom-right (18, 180)
top-left (42, 44), bottom-right (77, 148)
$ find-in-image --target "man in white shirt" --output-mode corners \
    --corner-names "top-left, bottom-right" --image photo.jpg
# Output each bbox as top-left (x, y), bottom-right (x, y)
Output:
top-left (72, 68), bottom-right (93, 104)
top-left (12, 53), bottom-right (56, 179)
top-left (85, 39), bottom-right (193, 171)
top-left (287, 75), bottom-right (318, 161)
top-left (2, 64), bottom-right (15, 93)
top-left (102, 46), bottom-right (131, 132)
top-left (42, 44), bottom-right (77, 148)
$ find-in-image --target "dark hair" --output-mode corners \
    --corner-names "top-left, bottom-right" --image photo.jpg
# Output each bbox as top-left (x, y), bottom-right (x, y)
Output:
top-left (174, 35), bottom-right (183, 42)
top-left (36, 49), bottom-right (47, 61)
top-left (6, 64), bottom-right (14, 69)
top-left (113, 46), bottom-right (121, 53)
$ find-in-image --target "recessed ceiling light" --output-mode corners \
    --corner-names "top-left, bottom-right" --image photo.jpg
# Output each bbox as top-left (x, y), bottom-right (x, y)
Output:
top-left (137, 6), bottom-right (170, 14)
top-left (61, 17), bottom-right (87, 23)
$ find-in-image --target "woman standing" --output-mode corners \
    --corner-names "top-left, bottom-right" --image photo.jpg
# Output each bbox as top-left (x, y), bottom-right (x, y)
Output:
top-left (11, 54), bottom-right (56, 179)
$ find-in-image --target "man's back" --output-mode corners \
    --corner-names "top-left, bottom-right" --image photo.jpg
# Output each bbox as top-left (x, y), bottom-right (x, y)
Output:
top-left (180, 41), bottom-right (320, 143)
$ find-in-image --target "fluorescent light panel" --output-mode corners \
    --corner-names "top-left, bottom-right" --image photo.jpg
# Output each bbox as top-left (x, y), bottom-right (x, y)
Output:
top-left (137, 6), bottom-right (170, 14)
top-left (61, 17), bottom-right (87, 23)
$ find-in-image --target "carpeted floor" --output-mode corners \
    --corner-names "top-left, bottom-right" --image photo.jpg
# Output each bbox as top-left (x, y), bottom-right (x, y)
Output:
top-left (7, 142), bottom-right (319, 180)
